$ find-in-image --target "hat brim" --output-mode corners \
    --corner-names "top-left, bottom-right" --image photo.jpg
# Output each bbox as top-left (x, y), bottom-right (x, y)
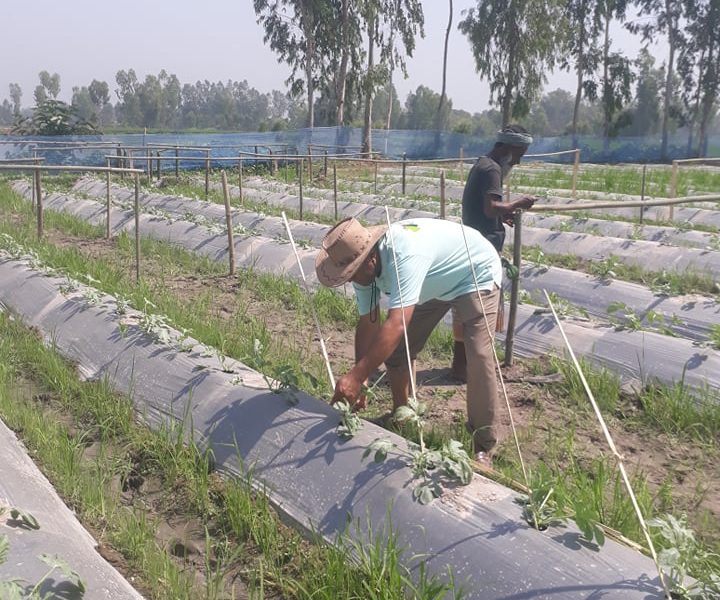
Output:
top-left (315, 225), bottom-right (388, 287)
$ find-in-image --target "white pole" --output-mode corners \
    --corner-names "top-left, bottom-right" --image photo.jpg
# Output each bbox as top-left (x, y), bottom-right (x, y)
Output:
top-left (280, 212), bottom-right (335, 390)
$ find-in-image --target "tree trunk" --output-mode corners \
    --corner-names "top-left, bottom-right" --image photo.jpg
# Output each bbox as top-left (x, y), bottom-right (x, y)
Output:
top-left (300, 2), bottom-right (316, 128)
top-left (571, 27), bottom-right (585, 148)
top-left (602, 12), bottom-right (611, 152)
top-left (501, 44), bottom-right (517, 127)
top-left (661, 0), bottom-right (676, 161)
top-left (361, 10), bottom-right (375, 156)
top-left (386, 71), bottom-right (394, 130)
top-left (336, 0), bottom-right (350, 125)
top-left (436, 0), bottom-right (453, 130)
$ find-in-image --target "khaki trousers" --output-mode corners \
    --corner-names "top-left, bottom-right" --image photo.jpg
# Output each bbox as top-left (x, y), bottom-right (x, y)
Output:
top-left (385, 287), bottom-right (500, 453)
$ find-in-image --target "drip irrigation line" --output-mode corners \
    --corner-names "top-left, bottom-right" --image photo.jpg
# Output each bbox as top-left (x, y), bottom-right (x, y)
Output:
top-left (281, 211), bottom-right (335, 390)
top-left (458, 222), bottom-right (529, 486)
top-left (542, 289), bottom-right (672, 600)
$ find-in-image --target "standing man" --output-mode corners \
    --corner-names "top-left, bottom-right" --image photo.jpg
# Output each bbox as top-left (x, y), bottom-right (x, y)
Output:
top-left (451, 124), bottom-right (537, 381)
top-left (315, 216), bottom-right (502, 463)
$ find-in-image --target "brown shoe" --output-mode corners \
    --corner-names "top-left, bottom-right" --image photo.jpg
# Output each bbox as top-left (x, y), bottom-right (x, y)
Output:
top-left (451, 341), bottom-right (467, 382)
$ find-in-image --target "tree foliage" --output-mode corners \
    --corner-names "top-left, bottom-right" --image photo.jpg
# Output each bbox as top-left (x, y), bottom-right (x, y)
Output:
top-left (11, 98), bottom-right (100, 136)
top-left (459, 0), bottom-right (564, 126)
top-left (627, 0), bottom-right (685, 159)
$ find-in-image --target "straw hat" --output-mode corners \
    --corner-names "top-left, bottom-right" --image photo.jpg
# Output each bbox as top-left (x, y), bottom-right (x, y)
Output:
top-left (315, 218), bottom-right (387, 287)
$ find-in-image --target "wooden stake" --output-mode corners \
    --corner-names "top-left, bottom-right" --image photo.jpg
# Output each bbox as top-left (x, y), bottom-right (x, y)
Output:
top-left (31, 150), bottom-right (36, 211)
top-left (402, 152), bottom-right (407, 196)
top-left (299, 158), bottom-right (304, 220)
top-left (504, 211), bottom-right (523, 367)
top-left (639, 164), bottom-right (647, 224)
top-left (271, 148), bottom-right (277, 175)
top-left (374, 160), bottom-right (378, 194)
top-left (175, 145), bottom-right (179, 178)
top-left (221, 171), bottom-right (235, 276)
top-left (571, 148), bottom-right (581, 199)
top-left (669, 160), bottom-right (678, 220)
top-left (333, 161), bottom-right (338, 221)
top-left (35, 168), bottom-right (43, 239)
top-left (308, 146), bottom-right (313, 181)
top-left (324, 150), bottom-right (328, 178)
top-left (238, 158), bottom-right (244, 206)
top-left (106, 158), bottom-right (111, 239)
top-left (205, 150), bottom-right (210, 199)
top-left (459, 146), bottom-right (464, 180)
top-left (134, 173), bottom-right (141, 283)
top-left (440, 170), bottom-right (446, 219)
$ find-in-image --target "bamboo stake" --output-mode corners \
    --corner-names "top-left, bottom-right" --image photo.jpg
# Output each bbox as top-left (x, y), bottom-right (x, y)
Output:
top-left (221, 171), bottom-right (235, 276)
top-left (324, 150), bottom-right (328, 178)
top-left (204, 150), bottom-right (211, 198)
top-left (118, 147), bottom-right (125, 181)
top-left (639, 165), bottom-right (647, 224)
top-left (238, 158), bottom-right (244, 206)
top-left (175, 145), bottom-right (179, 178)
top-left (146, 148), bottom-right (151, 184)
top-left (542, 289), bottom-right (672, 600)
top-left (31, 150), bottom-right (36, 211)
top-left (374, 160), bottom-right (378, 194)
top-left (281, 212), bottom-right (335, 390)
top-left (571, 148), bottom-right (581, 199)
top-left (35, 169), bottom-right (43, 239)
top-left (532, 193), bottom-right (720, 213)
top-left (308, 146), bottom-right (313, 181)
top-left (134, 173), bottom-right (141, 283)
top-left (401, 153), bottom-right (407, 196)
top-left (504, 212), bottom-right (523, 367)
top-left (333, 161), bottom-right (338, 221)
top-left (299, 158), bottom-right (304, 220)
top-left (105, 158), bottom-right (111, 239)
top-left (669, 160), bottom-right (678, 221)
top-left (440, 170), bottom-right (446, 219)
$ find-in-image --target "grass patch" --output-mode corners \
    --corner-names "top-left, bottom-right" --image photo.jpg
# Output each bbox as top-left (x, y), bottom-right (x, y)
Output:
top-left (0, 312), bottom-right (465, 599)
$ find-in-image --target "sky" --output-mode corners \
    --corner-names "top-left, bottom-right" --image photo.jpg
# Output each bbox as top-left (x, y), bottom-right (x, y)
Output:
top-left (0, 0), bottom-right (667, 115)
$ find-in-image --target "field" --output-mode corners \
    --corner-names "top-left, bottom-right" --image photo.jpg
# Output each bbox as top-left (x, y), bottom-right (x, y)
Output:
top-left (0, 156), bottom-right (719, 599)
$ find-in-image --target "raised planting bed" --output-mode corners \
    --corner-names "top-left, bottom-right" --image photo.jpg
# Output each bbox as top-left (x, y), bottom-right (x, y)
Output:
top-left (0, 254), bottom-right (669, 599)
top-left (7, 180), bottom-right (720, 397)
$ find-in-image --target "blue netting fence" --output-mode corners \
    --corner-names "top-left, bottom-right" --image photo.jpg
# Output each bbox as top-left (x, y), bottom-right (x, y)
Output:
top-left (1, 127), bottom-right (717, 167)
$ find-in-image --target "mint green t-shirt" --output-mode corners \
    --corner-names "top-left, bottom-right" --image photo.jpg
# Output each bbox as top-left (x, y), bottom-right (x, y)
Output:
top-left (353, 218), bottom-right (502, 316)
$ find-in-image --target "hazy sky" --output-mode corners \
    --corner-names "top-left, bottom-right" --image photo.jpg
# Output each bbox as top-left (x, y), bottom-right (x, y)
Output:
top-left (1, 0), bottom-right (666, 114)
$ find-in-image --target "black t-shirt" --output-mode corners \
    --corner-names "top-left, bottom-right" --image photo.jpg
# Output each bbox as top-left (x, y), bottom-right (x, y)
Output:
top-left (461, 156), bottom-right (505, 252)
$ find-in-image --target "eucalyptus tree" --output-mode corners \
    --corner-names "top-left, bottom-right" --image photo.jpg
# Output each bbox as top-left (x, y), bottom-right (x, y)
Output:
top-left (8, 84), bottom-right (22, 116)
top-left (626, 0), bottom-right (684, 160)
top-left (331, 0), bottom-right (364, 125)
top-left (597, 0), bottom-right (634, 150)
top-left (562, 0), bottom-right (603, 146)
top-left (436, 0), bottom-right (453, 130)
top-left (458, 0), bottom-right (565, 128)
top-left (254, 0), bottom-right (336, 128)
top-left (678, 0), bottom-right (720, 157)
top-left (359, 0), bottom-right (424, 154)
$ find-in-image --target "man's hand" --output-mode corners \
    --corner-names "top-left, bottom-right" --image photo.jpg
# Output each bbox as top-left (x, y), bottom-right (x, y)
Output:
top-left (332, 371), bottom-right (366, 410)
top-left (513, 195), bottom-right (537, 211)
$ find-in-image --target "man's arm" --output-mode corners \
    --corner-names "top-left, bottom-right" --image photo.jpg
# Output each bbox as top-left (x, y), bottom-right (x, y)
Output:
top-left (333, 305), bottom-right (415, 405)
top-left (483, 192), bottom-right (536, 218)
